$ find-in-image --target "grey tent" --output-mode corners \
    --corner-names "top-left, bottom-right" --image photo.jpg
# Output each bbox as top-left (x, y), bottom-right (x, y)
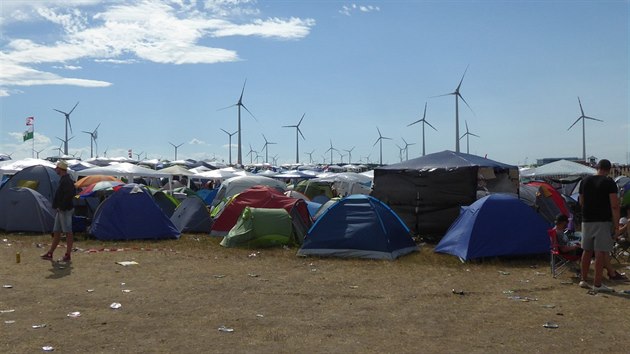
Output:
top-left (1, 165), bottom-right (59, 203)
top-left (371, 150), bottom-right (518, 239)
top-left (0, 187), bottom-right (55, 233)
top-left (170, 196), bottom-right (213, 233)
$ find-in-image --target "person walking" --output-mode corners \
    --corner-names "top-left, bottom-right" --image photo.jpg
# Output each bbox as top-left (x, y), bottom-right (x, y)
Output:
top-left (578, 159), bottom-right (621, 292)
top-left (41, 160), bottom-right (75, 262)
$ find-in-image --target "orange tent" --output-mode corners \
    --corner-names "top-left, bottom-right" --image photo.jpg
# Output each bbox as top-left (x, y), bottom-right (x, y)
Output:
top-left (75, 175), bottom-right (122, 188)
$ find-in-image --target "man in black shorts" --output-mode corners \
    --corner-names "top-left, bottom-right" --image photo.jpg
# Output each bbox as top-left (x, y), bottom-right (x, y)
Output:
top-left (579, 159), bottom-right (620, 292)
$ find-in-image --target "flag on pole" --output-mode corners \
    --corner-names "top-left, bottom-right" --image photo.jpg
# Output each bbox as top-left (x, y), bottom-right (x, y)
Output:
top-left (26, 116), bottom-right (34, 126)
top-left (23, 127), bottom-right (34, 141)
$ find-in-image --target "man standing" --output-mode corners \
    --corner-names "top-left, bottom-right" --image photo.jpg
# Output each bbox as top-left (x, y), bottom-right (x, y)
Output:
top-left (41, 160), bottom-right (75, 262)
top-left (579, 159), bottom-right (620, 292)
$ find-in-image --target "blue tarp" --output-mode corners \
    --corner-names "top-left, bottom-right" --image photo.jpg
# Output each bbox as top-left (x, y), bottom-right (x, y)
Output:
top-left (298, 195), bottom-right (418, 260)
top-left (434, 194), bottom-right (550, 261)
top-left (90, 184), bottom-right (180, 240)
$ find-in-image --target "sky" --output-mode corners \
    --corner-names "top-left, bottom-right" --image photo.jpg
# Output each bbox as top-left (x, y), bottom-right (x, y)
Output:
top-left (1, 0), bottom-right (628, 166)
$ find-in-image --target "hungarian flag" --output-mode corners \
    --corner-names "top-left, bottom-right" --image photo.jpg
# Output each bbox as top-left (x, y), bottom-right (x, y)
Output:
top-left (23, 127), bottom-right (33, 141)
top-left (26, 116), bottom-right (34, 126)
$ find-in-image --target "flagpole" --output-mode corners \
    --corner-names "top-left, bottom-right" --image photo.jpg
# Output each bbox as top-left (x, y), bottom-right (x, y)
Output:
top-left (32, 120), bottom-right (35, 158)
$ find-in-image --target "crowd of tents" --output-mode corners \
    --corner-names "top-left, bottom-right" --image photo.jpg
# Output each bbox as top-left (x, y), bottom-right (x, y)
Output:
top-left (1, 150), bottom-right (628, 262)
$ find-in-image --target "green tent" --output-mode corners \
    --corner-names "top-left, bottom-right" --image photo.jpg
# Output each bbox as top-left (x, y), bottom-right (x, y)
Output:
top-left (220, 207), bottom-right (294, 248)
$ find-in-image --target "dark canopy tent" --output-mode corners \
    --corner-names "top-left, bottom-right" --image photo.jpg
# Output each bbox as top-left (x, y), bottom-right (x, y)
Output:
top-left (370, 150), bottom-right (518, 239)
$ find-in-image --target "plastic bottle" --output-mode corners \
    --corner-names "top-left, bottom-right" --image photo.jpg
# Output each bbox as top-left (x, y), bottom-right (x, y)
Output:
top-left (16, 251), bottom-right (21, 264)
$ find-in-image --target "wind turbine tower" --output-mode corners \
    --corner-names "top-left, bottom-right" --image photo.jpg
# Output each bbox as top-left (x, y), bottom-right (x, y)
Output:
top-left (459, 121), bottom-right (480, 154)
top-left (282, 113), bottom-right (306, 164)
top-left (260, 134), bottom-right (276, 163)
top-left (220, 128), bottom-right (237, 165)
top-left (373, 127), bottom-right (392, 165)
top-left (53, 102), bottom-right (79, 155)
top-left (82, 123), bottom-right (100, 158)
top-left (432, 66), bottom-right (473, 153)
top-left (219, 80), bottom-right (256, 166)
top-left (169, 142), bottom-right (184, 160)
top-left (568, 97), bottom-right (603, 162)
top-left (407, 102), bottom-right (437, 156)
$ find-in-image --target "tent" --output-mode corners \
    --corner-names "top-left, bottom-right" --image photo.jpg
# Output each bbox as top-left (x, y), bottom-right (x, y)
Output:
top-left (220, 207), bottom-right (294, 248)
top-left (309, 172), bottom-right (373, 197)
top-left (298, 195), bottom-right (418, 260)
top-left (0, 187), bottom-right (55, 233)
top-left (210, 175), bottom-right (286, 207)
top-left (520, 159), bottom-right (596, 179)
top-left (210, 185), bottom-right (311, 240)
top-left (0, 165), bottom-right (60, 203)
top-left (170, 196), bottom-right (213, 233)
top-left (434, 194), bottom-right (550, 261)
top-left (90, 184), bottom-right (180, 240)
top-left (526, 181), bottom-right (570, 218)
top-left (371, 150), bottom-right (518, 238)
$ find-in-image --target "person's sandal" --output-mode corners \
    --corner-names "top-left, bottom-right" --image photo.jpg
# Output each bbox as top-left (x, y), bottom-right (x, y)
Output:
top-left (608, 271), bottom-right (628, 281)
top-left (60, 254), bottom-right (71, 263)
top-left (40, 252), bottom-right (53, 261)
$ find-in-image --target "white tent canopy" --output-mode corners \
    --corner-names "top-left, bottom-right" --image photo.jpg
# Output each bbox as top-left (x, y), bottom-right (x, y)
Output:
top-left (78, 162), bottom-right (172, 180)
top-left (520, 159), bottom-right (596, 178)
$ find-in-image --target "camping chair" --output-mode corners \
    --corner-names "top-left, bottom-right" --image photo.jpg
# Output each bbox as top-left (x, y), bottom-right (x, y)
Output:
top-left (548, 228), bottom-right (581, 278)
top-left (612, 238), bottom-right (630, 263)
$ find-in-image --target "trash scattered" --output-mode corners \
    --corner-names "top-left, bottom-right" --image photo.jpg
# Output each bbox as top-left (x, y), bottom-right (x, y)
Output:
top-left (248, 252), bottom-right (259, 258)
top-left (310, 268), bottom-right (317, 272)
top-left (32, 324), bottom-right (47, 329)
top-left (2, 239), bottom-right (7, 242)
top-left (542, 304), bottom-right (556, 309)
top-left (247, 273), bottom-right (259, 278)
top-left (4, 320), bottom-right (15, 324)
top-left (86, 289), bottom-right (95, 293)
top-left (66, 312), bottom-right (81, 318)
top-left (115, 261), bottom-right (139, 266)
top-left (36, 243), bottom-right (44, 248)
top-left (498, 271), bottom-right (510, 275)
top-left (3, 285), bottom-right (13, 288)
top-left (349, 285), bottom-right (359, 289)
top-left (120, 283), bottom-right (126, 286)
top-left (122, 289), bottom-right (132, 293)
top-left (534, 271), bottom-right (545, 276)
top-left (502, 290), bottom-right (514, 294)
top-left (218, 325), bottom-right (234, 333)
top-left (543, 322), bottom-right (559, 329)
top-left (560, 281), bottom-right (573, 285)
top-left (42, 346), bottom-right (54, 351)
top-left (213, 275), bottom-right (226, 279)
top-left (451, 289), bottom-right (465, 295)
top-left (0, 309), bottom-right (15, 313)
top-left (256, 314), bottom-right (264, 318)
top-left (109, 302), bottom-right (122, 309)
top-left (622, 290), bottom-right (630, 295)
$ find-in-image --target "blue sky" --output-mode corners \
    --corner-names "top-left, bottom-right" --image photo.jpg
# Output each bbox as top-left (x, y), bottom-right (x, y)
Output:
top-left (1, 0), bottom-right (628, 166)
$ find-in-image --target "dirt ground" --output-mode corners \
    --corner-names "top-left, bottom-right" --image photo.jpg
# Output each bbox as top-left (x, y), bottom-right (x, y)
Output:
top-left (2, 233), bottom-right (630, 353)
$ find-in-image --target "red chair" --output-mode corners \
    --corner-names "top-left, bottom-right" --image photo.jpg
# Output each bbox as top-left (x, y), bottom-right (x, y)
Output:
top-left (548, 228), bottom-right (580, 278)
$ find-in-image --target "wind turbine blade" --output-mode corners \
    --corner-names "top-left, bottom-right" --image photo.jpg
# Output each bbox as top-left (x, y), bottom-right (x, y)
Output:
top-left (94, 123), bottom-right (101, 132)
top-left (220, 128), bottom-right (230, 135)
top-left (456, 64), bottom-right (469, 91)
top-left (239, 79), bottom-right (247, 103)
top-left (470, 133), bottom-right (480, 138)
top-left (383, 137), bottom-right (393, 140)
top-left (241, 104), bottom-right (257, 121)
top-left (577, 96), bottom-right (585, 116)
top-left (298, 113), bottom-right (306, 126)
top-left (68, 101), bottom-right (79, 115)
top-left (298, 128), bottom-right (305, 140)
top-left (465, 120), bottom-right (469, 132)
top-left (425, 120), bottom-right (438, 131)
top-left (429, 92), bottom-right (454, 99)
top-left (373, 138), bottom-right (380, 146)
top-left (458, 94), bottom-right (474, 115)
top-left (407, 119), bottom-right (421, 127)
top-left (423, 102), bottom-right (428, 119)
top-left (567, 117), bottom-right (581, 130)
top-left (53, 109), bottom-right (66, 114)
top-left (67, 117), bottom-right (73, 134)
top-left (218, 103), bottom-right (237, 111)
top-left (584, 116), bottom-right (604, 122)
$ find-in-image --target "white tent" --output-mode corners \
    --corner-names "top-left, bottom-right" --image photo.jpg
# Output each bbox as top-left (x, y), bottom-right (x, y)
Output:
top-left (78, 162), bottom-right (172, 181)
top-left (520, 159), bottom-right (596, 178)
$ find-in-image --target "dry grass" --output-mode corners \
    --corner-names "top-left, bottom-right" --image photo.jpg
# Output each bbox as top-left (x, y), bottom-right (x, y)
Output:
top-left (2, 233), bottom-right (630, 353)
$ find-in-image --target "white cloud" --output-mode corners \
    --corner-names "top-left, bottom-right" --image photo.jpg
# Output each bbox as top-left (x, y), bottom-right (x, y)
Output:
top-left (1, 0), bottom-right (315, 95)
top-left (339, 3), bottom-right (380, 16)
top-left (189, 138), bottom-right (206, 145)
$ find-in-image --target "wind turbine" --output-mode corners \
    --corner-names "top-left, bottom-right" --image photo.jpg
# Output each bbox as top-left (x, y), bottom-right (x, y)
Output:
top-left (395, 144), bottom-right (405, 162)
top-left (103, 147), bottom-right (109, 157)
top-left (134, 151), bottom-right (144, 161)
top-left (373, 127), bottom-right (392, 165)
top-left (56, 136), bottom-right (74, 156)
top-left (246, 144), bottom-right (256, 164)
top-left (401, 138), bottom-right (415, 160)
top-left (34, 148), bottom-right (45, 159)
top-left (260, 134), bottom-right (276, 163)
top-left (459, 120), bottom-right (480, 154)
top-left (337, 151), bottom-right (346, 164)
top-left (271, 154), bottom-right (279, 166)
top-left (82, 123), bottom-right (100, 158)
top-left (324, 140), bottom-right (338, 165)
top-left (304, 149), bottom-right (315, 164)
top-left (282, 113), bottom-right (306, 164)
top-left (344, 146), bottom-right (355, 164)
top-left (407, 102), bottom-right (438, 156)
top-left (219, 79), bottom-right (256, 166)
top-left (220, 128), bottom-right (237, 165)
top-left (432, 66), bottom-right (473, 153)
top-left (53, 101), bottom-right (79, 155)
top-left (169, 142), bottom-right (184, 160)
top-left (568, 97), bottom-right (603, 162)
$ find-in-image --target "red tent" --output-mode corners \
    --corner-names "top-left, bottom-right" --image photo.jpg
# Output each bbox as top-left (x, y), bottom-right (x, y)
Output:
top-left (526, 181), bottom-right (570, 217)
top-left (210, 185), bottom-right (312, 237)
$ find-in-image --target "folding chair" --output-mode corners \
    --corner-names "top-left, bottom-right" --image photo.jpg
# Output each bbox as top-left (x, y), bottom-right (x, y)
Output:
top-left (548, 228), bottom-right (581, 278)
top-left (612, 238), bottom-right (630, 263)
